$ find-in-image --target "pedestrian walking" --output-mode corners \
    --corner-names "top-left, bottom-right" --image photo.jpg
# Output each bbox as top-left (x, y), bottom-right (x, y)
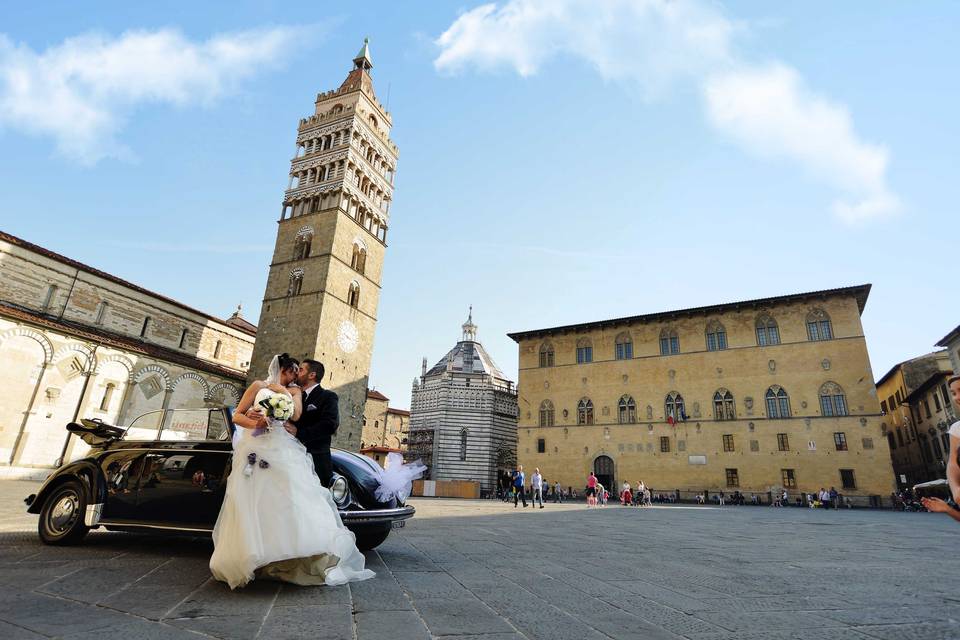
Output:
top-left (531, 468), bottom-right (544, 509)
top-left (586, 472), bottom-right (597, 507)
top-left (512, 465), bottom-right (527, 508)
top-left (621, 481), bottom-right (632, 506)
top-left (829, 486), bottom-right (839, 510)
top-left (554, 480), bottom-right (563, 503)
top-left (718, 491), bottom-right (725, 506)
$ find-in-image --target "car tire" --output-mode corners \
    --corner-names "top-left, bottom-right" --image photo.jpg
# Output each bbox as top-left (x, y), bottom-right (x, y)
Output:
top-left (38, 479), bottom-right (90, 546)
top-left (355, 527), bottom-right (391, 551)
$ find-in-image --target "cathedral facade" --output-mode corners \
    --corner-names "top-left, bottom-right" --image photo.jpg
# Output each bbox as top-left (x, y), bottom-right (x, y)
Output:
top-left (0, 231), bottom-right (253, 477)
top-left (510, 286), bottom-right (897, 503)
top-left (407, 312), bottom-right (518, 493)
top-left (249, 40), bottom-right (398, 452)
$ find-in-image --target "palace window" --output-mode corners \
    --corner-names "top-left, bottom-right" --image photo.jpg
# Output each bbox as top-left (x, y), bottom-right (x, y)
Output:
top-left (660, 436), bottom-right (670, 453)
top-left (665, 392), bottom-right (685, 422)
top-left (576, 338), bottom-right (593, 364)
top-left (924, 399), bottom-right (932, 418)
top-left (896, 426), bottom-right (904, 447)
top-left (659, 329), bottom-right (680, 355)
top-left (934, 392), bottom-right (942, 412)
top-left (725, 468), bottom-right (739, 487)
top-left (179, 329), bottom-right (188, 349)
top-left (705, 320), bottom-right (727, 351)
top-left (618, 395), bottom-right (637, 424)
top-left (887, 432), bottom-right (896, 451)
top-left (839, 468), bottom-right (856, 490)
top-left (777, 433), bottom-right (790, 451)
top-left (99, 383), bottom-right (116, 412)
top-left (538, 342), bottom-right (555, 368)
top-left (539, 400), bottom-right (555, 427)
top-left (756, 314), bottom-right (780, 346)
top-left (537, 438), bottom-right (546, 454)
top-left (880, 400), bottom-right (887, 414)
top-left (347, 281), bottom-right (360, 308)
top-left (834, 432), bottom-right (848, 451)
top-left (765, 386), bottom-right (791, 418)
top-left (577, 398), bottom-right (594, 425)
top-left (781, 468), bottom-right (797, 488)
top-left (819, 382), bottom-right (848, 417)
top-left (932, 436), bottom-right (943, 461)
top-left (806, 308), bottom-right (834, 341)
top-left (288, 268), bottom-right (304, 296)
top-left (615, 333), bottom-right (633, 360)
top-left (714, 389), bottom-right (736, 421)
top-left (722, 434), bottom-right (735, 452)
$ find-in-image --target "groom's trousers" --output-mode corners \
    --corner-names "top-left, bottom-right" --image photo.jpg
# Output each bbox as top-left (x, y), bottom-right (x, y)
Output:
top-left (309, 447), bottom-right (333, 488)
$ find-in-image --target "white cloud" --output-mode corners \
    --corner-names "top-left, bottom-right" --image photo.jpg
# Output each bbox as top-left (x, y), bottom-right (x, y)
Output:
top-left (0, 26), bottom-right (312, 164)
top-left (434, 0), bottom-right (898, 223)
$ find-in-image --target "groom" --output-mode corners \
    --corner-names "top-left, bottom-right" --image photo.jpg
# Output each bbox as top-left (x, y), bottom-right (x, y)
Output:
top-left (285, 359), bottom-right (339, 488)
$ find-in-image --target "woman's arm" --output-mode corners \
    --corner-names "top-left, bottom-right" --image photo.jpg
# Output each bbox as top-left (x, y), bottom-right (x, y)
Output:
top-left (289, 386), bottom-right (303, 422)
top-left (947, 434), bottom-right (960, 503)
top-left (233, 382), bottom-right (268, 430)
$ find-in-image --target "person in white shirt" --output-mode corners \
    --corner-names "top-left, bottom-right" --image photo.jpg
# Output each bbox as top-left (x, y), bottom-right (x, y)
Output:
top-left (531, 468), bottom-right (544, 509)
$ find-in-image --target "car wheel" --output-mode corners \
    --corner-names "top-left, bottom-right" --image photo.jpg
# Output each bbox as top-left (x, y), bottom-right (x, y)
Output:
top-left (38, 480), bottom-right (89, 546)
top-left (355, 527), bottom-right (391, 551)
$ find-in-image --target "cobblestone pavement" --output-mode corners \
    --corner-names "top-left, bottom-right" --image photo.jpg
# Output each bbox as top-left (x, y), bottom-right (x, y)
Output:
top-left (1, 479), bottom-right (958, 639)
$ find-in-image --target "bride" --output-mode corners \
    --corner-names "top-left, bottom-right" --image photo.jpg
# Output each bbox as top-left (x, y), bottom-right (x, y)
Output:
top-left (209, 353), bottom-right (375, 589)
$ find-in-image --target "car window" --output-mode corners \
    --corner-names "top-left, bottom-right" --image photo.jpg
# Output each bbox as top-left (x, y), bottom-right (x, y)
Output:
top-left (207, 409), bottom-right (229, 441)
top-left (159, 410), bottom-right (209, 442)
top-left (125, 411), bottom-right (163, 440)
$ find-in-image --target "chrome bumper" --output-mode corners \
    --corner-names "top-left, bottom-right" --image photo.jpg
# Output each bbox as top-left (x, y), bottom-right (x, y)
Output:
top-left (339, 505), bottom-right (415, 527)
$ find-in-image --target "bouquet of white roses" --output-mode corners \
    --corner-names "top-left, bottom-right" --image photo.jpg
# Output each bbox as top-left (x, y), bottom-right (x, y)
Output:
top-left (258, 392), bottom-right (295, 424)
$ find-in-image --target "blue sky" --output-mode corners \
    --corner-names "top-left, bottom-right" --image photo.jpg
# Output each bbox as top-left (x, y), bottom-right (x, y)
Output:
top-left (1, 1), bottom-right (957, 409)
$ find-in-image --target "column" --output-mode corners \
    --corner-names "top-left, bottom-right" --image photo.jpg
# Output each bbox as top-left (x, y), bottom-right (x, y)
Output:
top-left (115, 375), bottom-right (136, 426)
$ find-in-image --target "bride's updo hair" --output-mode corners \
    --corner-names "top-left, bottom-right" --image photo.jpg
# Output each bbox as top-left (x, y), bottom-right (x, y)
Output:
top-left (277, 353), bottom-right (299, 372)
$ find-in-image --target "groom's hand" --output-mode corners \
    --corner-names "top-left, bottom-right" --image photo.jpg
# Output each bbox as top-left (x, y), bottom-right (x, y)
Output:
top-left (283, 421), bottom-right (297, 436)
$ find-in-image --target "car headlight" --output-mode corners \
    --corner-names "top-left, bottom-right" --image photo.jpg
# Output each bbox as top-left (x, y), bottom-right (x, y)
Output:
top-left (331, 476), bottom-right (350, 507)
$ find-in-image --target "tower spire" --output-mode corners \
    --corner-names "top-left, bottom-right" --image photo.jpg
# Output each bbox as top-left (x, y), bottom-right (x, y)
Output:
top-left (462, 306), bottom-right (477, 342)
top-left (353, 37), bottom-right (373, 71)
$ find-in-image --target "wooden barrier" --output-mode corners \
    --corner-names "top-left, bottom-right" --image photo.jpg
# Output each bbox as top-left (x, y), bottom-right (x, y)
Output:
top-left (412, 479), bottom-right (480, 499)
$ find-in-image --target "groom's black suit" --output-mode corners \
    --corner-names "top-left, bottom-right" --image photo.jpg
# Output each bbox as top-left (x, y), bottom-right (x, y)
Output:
top-left (293, 385), bottom-right (339, 488)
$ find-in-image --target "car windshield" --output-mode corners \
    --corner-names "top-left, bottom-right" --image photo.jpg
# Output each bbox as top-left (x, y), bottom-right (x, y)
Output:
top-left (124, 409), bottom-right (231, 441)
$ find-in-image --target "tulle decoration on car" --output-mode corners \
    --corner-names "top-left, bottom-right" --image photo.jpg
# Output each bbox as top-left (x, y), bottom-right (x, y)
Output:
top-left (375, 453), bottom-right (427, 503)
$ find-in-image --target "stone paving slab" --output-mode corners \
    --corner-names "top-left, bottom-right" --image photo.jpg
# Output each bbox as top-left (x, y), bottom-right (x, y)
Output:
top-left (2, 482), bottom-right (960, 639)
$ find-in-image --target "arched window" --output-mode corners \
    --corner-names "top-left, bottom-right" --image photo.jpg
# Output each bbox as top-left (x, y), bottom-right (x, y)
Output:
top-left (756, 314), bottom-right (780, 346)
top-left (460, 429), bottom-right (468, 461)
top-left (577, 398), bottom-right (594, 425)
top-left (287, 268), bottom-right (304, 296)
top-left (765, 385), bottom-right (791, 418)
top-left (99, 383), bottom-right (116, 411)
top-left (539, 400), bottom-right (555, 427)
top-left (351, 242), bottom-right (367, 274)
top-left (713, 389), bottom-right (736, 421)
top-left (347, 282), bottom-right (360, 308)
top-left (665, 392), bottom-right (685, 422)
top-left (806, 308), bottom-right (834, 341)
top-left (659, 329), bottom-right (680, 355)
top-left (615, 332), bottom-right (633, 360)
top-left (618, 395), bottom-right (637, 424)
top-left (576, 338), bottom-right (593, 364)
top-left (705, 320), bottom-right (727, 351)
top-left (293, 227), bottom-right (313, 260)
top-left (538, 342), bottom-right (555, 368)
top-left (819, 381), bottom-right (848, 416)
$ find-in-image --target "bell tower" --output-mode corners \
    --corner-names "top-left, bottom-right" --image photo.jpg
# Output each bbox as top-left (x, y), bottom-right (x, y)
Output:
top-left (250, 39), bottom-right (398, 451)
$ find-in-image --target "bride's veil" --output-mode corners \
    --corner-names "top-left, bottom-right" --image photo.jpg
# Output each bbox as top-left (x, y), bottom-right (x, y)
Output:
top-left (265, 354), bottom-right (281, 385)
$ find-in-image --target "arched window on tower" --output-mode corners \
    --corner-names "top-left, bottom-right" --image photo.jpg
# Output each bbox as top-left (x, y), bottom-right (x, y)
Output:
top-left (806, 308), bottom-right (834, 341)
top-left (819, 381), bottom-right (848, 416)
top-left (713, 389), bottom-right (736, 421)
top-left (615, 332), bottom-right (633, 360)
top-left (659, 328), bottom-right (680, 355)
top-left (756, 314), bottom-right (780, 346)
top-left (293, 227), bottom-right (313, 260)
top-left (577, 398), bottom-right (594, 425)
top-left (287, 268), bottom-right (304, 297)
top-left (539, 342), bottom-right (555, 368)
top-left (765, 385), bottom-right (791, 418)
top-left (705, 320), bottom-right (727, 351)
top-left (351, 242), bottom-right (367, 275)
top-left (618, 395), bottom-right (637, 424)
top-left (539, 400), bottom-right (555, 427)
top-left (347, 281), bottom-right (360, 308)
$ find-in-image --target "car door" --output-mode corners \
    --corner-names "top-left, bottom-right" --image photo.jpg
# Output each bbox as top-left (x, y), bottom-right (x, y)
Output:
top-left (134, 409), bottom-right (232, 529)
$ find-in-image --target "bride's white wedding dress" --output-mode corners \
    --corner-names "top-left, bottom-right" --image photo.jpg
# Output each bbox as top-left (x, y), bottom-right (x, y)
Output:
top-left (209, 387), bottom-right (375, 589)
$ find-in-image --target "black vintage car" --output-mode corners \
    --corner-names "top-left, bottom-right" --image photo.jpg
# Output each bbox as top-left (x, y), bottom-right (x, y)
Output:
top-left (24, 407), bottom-right (414, 550)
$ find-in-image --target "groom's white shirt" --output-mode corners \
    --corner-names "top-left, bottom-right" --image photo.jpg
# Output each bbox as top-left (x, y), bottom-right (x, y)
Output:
top-left (302, 383), bottom-right (319, 409)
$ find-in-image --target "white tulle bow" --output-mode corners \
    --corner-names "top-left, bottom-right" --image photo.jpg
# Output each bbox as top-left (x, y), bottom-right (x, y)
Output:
top-left (375, 453), bottom-right (427, 503)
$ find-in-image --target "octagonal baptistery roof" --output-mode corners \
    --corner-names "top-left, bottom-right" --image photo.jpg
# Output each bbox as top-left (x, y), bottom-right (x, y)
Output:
top-left (424, 310), bottom-right (509, 382)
